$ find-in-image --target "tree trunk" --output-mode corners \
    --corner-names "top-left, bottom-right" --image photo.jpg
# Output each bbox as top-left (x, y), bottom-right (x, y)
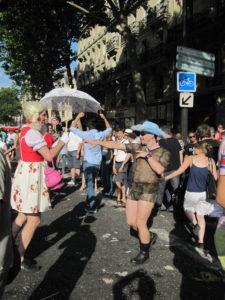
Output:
top-left (121, 27), bottom-right (147, 123)
top-left (65, 60), bottom-right (74, 88)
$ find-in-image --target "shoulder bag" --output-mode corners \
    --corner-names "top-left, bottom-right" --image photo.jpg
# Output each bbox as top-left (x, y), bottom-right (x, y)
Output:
top-left (206, 158), bottom-right (217, 200)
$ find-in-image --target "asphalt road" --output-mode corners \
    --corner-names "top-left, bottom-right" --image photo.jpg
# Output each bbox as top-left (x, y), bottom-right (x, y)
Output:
top-left (3, 186), bottom-right (225, 300)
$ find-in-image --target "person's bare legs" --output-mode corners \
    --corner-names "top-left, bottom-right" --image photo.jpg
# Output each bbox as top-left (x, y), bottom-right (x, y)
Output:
top-left (185, 210), bottom-right (198, 225)
top-left (12, 212), bottom-right (27, 238)
top-left (18, 214), bottom-right (41, 262)
top-left (121, 184), bottom-right (126, 204)
top-left (136, 200), bottom-right (154, 244)
top-left (131, 199), bottom-right (155, 264)
top-left (80, 173), bottom-right (86, 191)
top-left (116, 181), bottom-right (122, 204)
top-left (196, 214), bottom-right (206, 244)
top-left (70, 167), bottom-right (76, 181)
top-left (126, 199), bottom-right (138, 230)
top-left (75, 168), bottom-right (80, 179)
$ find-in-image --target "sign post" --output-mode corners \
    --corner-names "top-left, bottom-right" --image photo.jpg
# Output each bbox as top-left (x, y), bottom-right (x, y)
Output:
top-left (177, 71), bottom-right (196, 141)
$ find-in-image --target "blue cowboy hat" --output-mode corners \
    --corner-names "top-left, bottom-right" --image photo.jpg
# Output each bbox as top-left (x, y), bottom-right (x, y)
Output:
top-left (131, 121), bottom-right (165, 138)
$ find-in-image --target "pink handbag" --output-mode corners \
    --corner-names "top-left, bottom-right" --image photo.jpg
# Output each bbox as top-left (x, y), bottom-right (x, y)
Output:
top-left (44, 163), bottom-right (64, 190)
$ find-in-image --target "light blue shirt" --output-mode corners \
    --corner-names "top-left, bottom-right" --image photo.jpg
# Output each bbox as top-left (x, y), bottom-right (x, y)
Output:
top-left (69, 127), bottom-right (112, 165)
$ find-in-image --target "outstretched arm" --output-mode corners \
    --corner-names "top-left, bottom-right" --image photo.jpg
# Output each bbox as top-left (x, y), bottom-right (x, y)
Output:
top-left (165, 155), bottom-right (192, 180)
top-left (85, 140), bottom-right (126, 151)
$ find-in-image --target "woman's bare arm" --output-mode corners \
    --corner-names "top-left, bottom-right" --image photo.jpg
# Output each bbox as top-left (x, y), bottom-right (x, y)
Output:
top-left (211, 159), bottom-right (218, 180)
top-left (86, 140), bottom-right (126, 151)
top-left (165, 156), bottom-right (192, 180)
top-left (38, 141), bottom-right (65, 162)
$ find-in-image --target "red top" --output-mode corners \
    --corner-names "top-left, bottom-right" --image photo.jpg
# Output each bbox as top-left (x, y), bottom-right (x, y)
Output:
top-left (217, 131), bottom-right (222, 142)
top-left (44, 133), bottom-right (55, 148)
top-left (20, 127), bottom-right (44, 162)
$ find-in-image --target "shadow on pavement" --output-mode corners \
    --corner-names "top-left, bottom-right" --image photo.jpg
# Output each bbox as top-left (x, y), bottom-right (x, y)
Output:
top-left (50, 185), bottom-right (78, 208)
top-left (170, 223), bottom-right (225, 300)
top-left (112, 269), bottom-right (156, 300)
top-left (29, 202), bottom-right (96, 299)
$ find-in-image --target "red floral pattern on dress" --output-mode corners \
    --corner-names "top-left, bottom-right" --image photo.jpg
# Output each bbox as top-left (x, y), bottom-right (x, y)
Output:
top-left (11, 161), bottom-right (50, 214)
top-left (30, 206), bottom-right (39, 213)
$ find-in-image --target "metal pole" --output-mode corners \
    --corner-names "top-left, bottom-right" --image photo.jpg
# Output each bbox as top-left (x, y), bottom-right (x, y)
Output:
top-left (181, 0), bottom-right (188, 143)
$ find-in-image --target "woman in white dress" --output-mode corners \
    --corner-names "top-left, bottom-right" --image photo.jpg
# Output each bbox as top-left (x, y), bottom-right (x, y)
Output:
top-left (165, 142), bottom-right (217, 250)
top-left (11, 101), bottom-right (69, 271)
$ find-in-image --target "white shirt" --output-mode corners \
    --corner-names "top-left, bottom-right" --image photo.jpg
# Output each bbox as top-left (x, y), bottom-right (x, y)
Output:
top-left (114, 139), bottom-right (129, 162)
top-left (67, 132), bottom-right (82, 152)
top-left (0, 141), bottom-right (7, 151)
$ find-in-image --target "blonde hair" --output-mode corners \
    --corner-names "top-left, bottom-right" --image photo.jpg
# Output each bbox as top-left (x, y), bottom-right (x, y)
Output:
top-left (22, 101), bottom-right (46, 122)
top-left (195, 141), bottom-right (212, 155)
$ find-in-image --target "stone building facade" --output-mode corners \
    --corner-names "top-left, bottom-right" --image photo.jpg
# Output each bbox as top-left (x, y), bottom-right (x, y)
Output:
top-left (76, 0), bottom-right (225, 130)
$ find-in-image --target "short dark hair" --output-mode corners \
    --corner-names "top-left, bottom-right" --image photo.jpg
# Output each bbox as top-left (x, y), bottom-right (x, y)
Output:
top-left (114, 126), bottom-right (124, 132)
top-left (161, 125), bottom-right (172, 135)
top-left (196, 124), bottom-right (211, 140)
top-left (84, 117), bottom-right (104, 131)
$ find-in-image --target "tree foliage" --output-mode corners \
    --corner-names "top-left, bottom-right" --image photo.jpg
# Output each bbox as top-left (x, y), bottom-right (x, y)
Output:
top-left (0, 0), bottom-right (86, 97)
top-left (0, 87), bottom-right (21, 124)
top-left (0, 0), bottom-right (157, 119)
top-left (68, 0), bottom-right (155, 120)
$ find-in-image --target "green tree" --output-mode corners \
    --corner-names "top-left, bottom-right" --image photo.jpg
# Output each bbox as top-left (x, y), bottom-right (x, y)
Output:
top-left (0, 87), bottom-right (21, 124)
top-left (0, 0), bottom-right (85, 97)
top-left (67, 0), bottom-right (165, 121)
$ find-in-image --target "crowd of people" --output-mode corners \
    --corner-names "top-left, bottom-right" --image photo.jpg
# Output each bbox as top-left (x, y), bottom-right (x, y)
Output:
top-left (0, 101), bottom-right (225, 297)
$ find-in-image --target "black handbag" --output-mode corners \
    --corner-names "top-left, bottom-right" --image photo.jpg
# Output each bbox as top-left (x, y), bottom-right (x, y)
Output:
top-left (206, 159), bottom-right (217, 200)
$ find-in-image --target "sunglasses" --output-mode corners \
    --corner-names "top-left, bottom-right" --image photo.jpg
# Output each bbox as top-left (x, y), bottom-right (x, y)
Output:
top-left (140, 131), bottom-right (149, 136)
top-left (189, 135), bottom-right (195, 138)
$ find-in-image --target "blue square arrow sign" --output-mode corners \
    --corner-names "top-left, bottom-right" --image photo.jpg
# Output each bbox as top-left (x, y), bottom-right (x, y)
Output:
top-left (177, 72), bottom-right (196, 92)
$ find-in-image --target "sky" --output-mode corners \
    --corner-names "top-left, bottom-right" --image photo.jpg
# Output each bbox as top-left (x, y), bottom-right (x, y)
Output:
top-left (0, 63), bottom-right (12, 88)
top-left (0, 42), bottom-right (78, 89)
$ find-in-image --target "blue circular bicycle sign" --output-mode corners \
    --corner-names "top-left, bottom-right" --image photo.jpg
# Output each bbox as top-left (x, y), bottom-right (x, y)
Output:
top-left (177, 72), bottom-right (196, 92)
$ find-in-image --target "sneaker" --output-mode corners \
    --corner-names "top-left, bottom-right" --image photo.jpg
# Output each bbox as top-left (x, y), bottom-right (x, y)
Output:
top-left (85, 207), bottom-right (97, 214)
top-left (76, 211), bottom-right (87, 219)
top-left (104, 192), bottom-right (113, 197)
top-left (167, 205), bottom-right (174, 212)
top-left (67, 180), bottom-right (75, 186)
top-left (160, 203), bottom-right (167, 211)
